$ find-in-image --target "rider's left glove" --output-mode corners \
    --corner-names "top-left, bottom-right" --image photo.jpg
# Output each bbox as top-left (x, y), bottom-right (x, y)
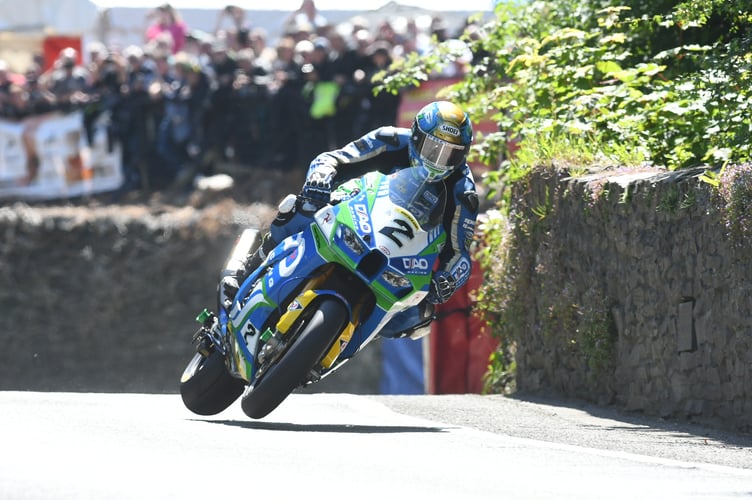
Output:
top-left (426, 271), bottom-right (457, 304)
top-left (302, 165), bottom-right (337, 204)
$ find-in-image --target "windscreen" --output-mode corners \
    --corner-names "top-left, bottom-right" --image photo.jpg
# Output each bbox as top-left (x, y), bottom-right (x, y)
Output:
top-left (387, 167), bottom-right (446, 228)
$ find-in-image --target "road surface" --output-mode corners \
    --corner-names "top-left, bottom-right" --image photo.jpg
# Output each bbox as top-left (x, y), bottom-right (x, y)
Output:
top-left (0, 392), bottom-right (749, 500)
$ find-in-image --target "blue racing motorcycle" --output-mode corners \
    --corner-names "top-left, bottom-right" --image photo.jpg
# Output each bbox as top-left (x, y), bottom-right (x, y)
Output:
top-left (180, 166), bottom-right (447, 419)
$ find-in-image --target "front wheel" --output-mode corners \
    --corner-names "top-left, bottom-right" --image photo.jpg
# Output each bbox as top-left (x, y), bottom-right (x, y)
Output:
top-left (241, 298), bottom-right (348, 419)
top-left (180, 350), bottom-right (245, 416)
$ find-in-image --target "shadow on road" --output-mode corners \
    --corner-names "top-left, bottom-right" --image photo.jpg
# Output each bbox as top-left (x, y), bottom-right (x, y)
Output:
top-left (196, 419), bottom-right (449, 434)
top-left (510, 391), bottom-right (752, 448)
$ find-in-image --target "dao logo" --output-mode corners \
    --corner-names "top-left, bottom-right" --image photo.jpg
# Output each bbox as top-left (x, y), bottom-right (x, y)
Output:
top-left (402, 257), bottom-right (429, 270)
top-left (353, 204), bottom-right (372, 233)
top-left (440, 124), bottom-right (460, 136)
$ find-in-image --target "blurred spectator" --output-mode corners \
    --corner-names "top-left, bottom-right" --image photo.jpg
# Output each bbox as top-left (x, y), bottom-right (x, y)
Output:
top-left (215, 5), bottom-right (249, 51)
top-left (329, 28), bottom-right (368, 145)
top-left (266, 37), bottom-right (307, 170)
top-left (83, 49), bottom-right (124, 147)
top-left (249, 28), bottom-right (276, 69)
top-left (153, 53), bottom-right (210, 187)
top-left (145, 4), bottom-right (188, 54)
top-left (357, 41), bottom-right (402, 134)
top-left (430, 16), bottom-right (450, 43)
top-left (284, 0), bottom-right (328, 37)
top-left (116, 45), bottom-right (157, 191)
top-left (206, 39), bottom-right (238, 164)
top-left (145, 50), bottom-right (176, 187)
top-left (297, 36), bottom-right (341, 160)
top-left (2, 84), bottom-right (32, 120)
top-left (0, 3), bottom-right (476, 195)
top-left (85, 41), bottom-right (109, 82)
top-left (48, 48), bottom-right (90, 112)
top-left (375, 20), bottom-right (399, 46)
top-left (0, 60), bottom-right (13, 111)
top-left (226, 48), bottom-right (271, 166)
top-left (23, 66), bottom-right (56, 115)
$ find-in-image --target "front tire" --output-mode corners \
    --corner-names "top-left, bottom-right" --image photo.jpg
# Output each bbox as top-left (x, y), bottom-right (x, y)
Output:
top-left (241, 298), bottom-right (348, 419)
top-left (180, 350), bottom-right (245, 416)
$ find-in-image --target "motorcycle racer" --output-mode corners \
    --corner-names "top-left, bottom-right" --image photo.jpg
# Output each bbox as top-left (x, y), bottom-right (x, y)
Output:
top-left (220, 100), bottom-right (479, 338)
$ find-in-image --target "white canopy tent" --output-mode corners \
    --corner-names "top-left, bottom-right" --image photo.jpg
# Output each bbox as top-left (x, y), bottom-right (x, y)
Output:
top-left (0, 0), bottom-right (497, 71)
top-left (92, 0), bottom-right (496, 49)
top-left (0, 0), bottom-right (100, 34)
top-left (90, 0), bottom-right (496, 12)
top-left (0, 0), bottom-right (102, 73)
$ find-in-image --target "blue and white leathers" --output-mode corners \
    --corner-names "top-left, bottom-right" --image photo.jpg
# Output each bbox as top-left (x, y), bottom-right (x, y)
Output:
top-left (308, 126), bottom-right (478, 293)
top-left (288, 126), bottom-right (478, 336)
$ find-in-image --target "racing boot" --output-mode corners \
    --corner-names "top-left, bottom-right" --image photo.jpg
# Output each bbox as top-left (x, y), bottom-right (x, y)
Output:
top-left (217, 235), bottom-right (274, 311)
top-left (379, 301), bottom-right (436, 339)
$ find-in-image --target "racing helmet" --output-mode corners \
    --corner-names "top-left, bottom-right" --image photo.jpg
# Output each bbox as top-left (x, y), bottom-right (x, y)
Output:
top-left (409, 101), bottom-right (473, 182)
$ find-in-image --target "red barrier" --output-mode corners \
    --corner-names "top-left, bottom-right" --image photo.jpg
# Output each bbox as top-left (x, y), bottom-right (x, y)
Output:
top-left (428, 259), bottom-right (498, 394)
top-left (42, 36), bottom-right (82, 71)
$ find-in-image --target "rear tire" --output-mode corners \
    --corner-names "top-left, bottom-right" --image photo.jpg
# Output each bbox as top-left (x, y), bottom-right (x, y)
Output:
top-left (180, 350), bottom-right (245, 416)
top-left (241, 298), bottom-right (348, 419)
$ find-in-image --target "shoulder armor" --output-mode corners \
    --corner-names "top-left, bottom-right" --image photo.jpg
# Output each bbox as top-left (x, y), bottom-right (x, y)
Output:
top-left (375, 127), bottom-right (402, 147)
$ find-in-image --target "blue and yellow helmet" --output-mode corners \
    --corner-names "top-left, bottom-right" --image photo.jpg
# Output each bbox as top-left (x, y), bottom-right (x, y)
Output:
top-left (409, 101), bottom-right (473, 182)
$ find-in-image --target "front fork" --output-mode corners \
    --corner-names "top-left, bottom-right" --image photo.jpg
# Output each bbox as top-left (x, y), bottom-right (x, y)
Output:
top-left (191, 309), bottom-right (228, 358)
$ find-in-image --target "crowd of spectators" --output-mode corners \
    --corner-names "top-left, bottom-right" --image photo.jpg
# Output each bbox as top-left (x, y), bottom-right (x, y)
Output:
top-left (0, 1), bottom-right (480, 193)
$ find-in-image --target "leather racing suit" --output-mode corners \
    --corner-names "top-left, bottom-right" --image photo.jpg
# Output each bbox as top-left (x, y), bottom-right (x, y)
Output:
top-left (268, 125), bottom-right (479, 339)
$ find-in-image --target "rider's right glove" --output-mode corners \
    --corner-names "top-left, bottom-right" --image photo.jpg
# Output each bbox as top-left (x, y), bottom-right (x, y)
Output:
top-left (426, 271), bottom-right (457, 304)
top-left (301, 164), bottom-right (337, 205)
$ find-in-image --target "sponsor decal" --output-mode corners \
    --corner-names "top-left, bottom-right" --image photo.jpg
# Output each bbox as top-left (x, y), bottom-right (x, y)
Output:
top-left (379, 245), bottom-right (391, 256)
top-left (394, 206), bottom-right (420, 230)
top-left (452, 258), bottom-right (471, 281)
top-left (422, 190), bottom-right (439, 205)
top-left (440, 124), bottom-right (460, 136)
top-left (402, 257), bottom-right (430, 270)
top-left (353, 203), bottom-right (372, 233)
top-left (464, 229), bottom-right (474, 251)
top-left (288, 300), bottom-right (302, 311)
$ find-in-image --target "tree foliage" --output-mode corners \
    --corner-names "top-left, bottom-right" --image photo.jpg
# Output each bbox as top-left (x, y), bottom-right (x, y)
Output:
top-left (381, 0), bottom-right (752, 184)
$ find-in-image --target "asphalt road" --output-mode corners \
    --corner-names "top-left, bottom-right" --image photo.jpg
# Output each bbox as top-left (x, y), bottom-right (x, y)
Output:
top-left (374, 393), bottom-right (752, 470)
top-left (1, 392), bottom-right (750, 500)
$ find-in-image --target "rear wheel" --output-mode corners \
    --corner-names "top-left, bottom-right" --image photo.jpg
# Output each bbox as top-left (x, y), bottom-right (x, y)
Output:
top-left (241, 298), bottom-right (348, 419)
top-left (180, 350), bottom-right (245, 416)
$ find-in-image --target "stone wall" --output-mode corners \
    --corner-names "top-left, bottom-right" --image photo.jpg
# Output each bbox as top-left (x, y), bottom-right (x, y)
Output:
top-left (0, 200), bottom-right (381, 395)
top-left (508, 166), bottom-right (752, 432)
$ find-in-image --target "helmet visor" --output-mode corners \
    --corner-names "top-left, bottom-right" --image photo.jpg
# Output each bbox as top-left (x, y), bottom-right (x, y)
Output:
top-left (413, 132), bottom-right (467, 168)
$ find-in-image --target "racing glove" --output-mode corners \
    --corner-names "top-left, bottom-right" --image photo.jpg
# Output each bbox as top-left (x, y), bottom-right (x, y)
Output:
top-left (218, 275), bottom-right (240, 310)
top-left (301, 164), bottom-right (337, 204)
top-left (426, 271), bottom-right (457, 304)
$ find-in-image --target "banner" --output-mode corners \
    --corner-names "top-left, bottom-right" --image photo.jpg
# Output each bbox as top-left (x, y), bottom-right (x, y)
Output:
top-left (0, 111), bottom-right (123, 201)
